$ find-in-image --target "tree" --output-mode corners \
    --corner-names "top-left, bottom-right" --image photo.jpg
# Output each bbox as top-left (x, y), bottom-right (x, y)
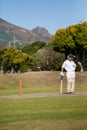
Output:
top-left (34, 45), bottom-right (65, 70)
top-left (22, 41), bottom-right (46, 55)
top-left (2, 47), bottom-right (30, 73)
top-left (74, 22), bottom-right (87, 69)
top-left (50, 29), bottom-right (75, 53)
top-left (0, 48), bottom-right (6, 72)
top-left (50, 22), bottom-right (87, 70)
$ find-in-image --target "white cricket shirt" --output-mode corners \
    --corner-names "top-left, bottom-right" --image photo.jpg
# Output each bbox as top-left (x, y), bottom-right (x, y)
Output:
top-left (62, 59), bottom-right (76, 72)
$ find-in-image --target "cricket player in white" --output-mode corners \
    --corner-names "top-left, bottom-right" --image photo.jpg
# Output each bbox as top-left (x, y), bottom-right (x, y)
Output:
top-left (60, 54), bottom-right (76, 94)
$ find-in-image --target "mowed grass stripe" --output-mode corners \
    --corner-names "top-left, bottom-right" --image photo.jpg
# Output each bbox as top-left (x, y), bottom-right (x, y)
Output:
top-left (0, 96), bottom-right (87, 124)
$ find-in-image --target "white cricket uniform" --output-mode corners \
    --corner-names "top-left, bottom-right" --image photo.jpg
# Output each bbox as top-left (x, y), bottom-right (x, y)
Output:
top-left (62, 59), bottom-right (76, 93)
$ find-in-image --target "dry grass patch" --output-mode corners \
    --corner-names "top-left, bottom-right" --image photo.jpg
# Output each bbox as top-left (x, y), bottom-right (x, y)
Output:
top-left (0, 71), bottom-right (87, 95)
top-left (1, 120), bottom-right (87, 130)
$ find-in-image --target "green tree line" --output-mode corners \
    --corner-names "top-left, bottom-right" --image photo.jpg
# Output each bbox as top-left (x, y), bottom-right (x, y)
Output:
top-left (0, 22), bottom-right (87, 73)
top-left (0, 42), bottom-right (64, 73)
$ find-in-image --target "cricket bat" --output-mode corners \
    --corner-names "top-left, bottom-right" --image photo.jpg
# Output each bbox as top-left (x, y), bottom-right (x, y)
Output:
top-left (60, 75), bottom-right (63, 94)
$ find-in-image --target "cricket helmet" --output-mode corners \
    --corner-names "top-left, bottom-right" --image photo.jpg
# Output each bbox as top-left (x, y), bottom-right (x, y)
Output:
top-left (67, 53), bottom-right (75, 59)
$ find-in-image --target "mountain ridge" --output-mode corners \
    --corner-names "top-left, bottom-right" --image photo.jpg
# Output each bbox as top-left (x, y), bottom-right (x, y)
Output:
top-left (0, 18), bottom-right (52, 46)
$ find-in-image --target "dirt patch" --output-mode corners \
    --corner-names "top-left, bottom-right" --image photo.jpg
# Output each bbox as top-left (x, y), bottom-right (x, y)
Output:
top-left (0, 92), bottom-right (87, 99)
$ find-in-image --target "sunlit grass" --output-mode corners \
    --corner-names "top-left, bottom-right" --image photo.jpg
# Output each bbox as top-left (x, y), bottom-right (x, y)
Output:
top-left (0, 96), bottom-right (87, 130)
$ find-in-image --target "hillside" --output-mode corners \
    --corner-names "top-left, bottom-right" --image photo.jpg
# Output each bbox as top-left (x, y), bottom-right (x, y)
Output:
top-left (0, 18), bottom-right (52, 46)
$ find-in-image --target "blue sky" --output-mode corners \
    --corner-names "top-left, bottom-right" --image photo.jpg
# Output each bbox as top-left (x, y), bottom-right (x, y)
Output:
top-left (0, 0), bottom-right (87, 34)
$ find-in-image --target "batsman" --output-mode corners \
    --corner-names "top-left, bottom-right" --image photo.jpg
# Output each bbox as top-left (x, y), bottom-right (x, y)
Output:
top-left (60, 54), bottom-right (76, 94)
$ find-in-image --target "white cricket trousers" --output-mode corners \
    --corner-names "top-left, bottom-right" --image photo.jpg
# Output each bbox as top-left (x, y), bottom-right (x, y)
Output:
top-left (67, 78), bottom-right (75, 92)
top-left (66, 71), bottom-right (75, 92)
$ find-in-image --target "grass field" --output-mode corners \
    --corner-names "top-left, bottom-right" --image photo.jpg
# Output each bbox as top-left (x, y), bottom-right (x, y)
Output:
top-left (0, 96), bottom-right (87, 130)
top-left (0, 71), bottom-right (87, 130)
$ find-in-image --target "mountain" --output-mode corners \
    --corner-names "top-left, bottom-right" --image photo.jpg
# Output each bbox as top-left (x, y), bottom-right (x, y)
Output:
top-left (0, 18), bottom-right (52, 46)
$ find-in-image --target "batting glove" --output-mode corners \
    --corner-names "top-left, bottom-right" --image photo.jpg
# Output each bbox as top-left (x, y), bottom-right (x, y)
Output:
top-left (60, 72), bottom-right (65, 76)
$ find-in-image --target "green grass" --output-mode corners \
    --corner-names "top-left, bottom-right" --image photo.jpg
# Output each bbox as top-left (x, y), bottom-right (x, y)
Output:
top-left (0, 84), bottom-right (87, 96)
top-left (0, 87), bottom-right (59, 95)
top-left (0, 96), bottom-right (87, 130)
